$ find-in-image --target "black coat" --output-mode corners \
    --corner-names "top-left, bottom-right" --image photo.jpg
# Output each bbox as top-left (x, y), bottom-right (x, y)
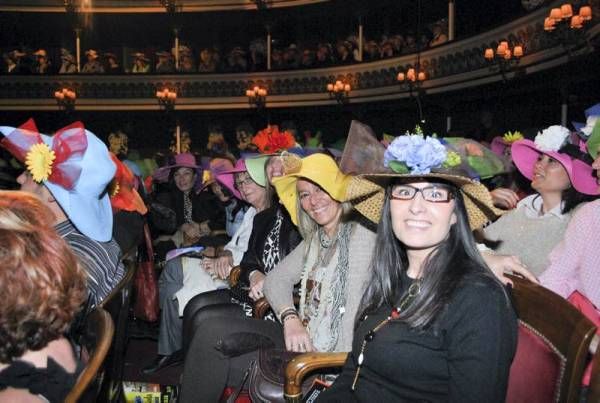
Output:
top-left (238, 205), bottom-right (302, 285)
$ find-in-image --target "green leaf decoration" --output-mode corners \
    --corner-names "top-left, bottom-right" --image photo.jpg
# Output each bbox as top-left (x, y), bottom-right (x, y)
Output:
top-left (389, 160), bottom-right (410, 174)
top-left (587, 119), bottom-right (600, 159)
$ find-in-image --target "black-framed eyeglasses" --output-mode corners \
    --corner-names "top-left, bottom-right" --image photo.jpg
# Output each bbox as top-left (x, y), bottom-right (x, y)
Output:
top-left (390, 184), bottom-right (455, 203)
top-left (234, 176), bottom-right (255, 190)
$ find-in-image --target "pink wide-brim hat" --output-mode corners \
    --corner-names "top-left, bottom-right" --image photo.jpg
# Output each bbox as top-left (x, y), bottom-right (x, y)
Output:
top-left (490, 136), bottom-right (509, 156)
top-left (201, 157), bottom-right (235, 190)
top-left (153, 152), bottom-right (203, 184)
top-left (511, 139), bottom-right (599, 195)
top-left (216, 159), bottom-right (247, 200)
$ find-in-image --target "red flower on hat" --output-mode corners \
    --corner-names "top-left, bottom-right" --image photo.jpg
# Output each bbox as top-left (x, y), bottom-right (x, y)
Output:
top-left (108, 153), bottom-right (148, 215)
top-left (1, 118), bottom-right (87, 189)
top-left (252, 125), bottom-right (296, 154)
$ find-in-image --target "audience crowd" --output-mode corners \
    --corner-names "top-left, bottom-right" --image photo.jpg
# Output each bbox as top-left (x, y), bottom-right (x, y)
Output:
top-left (1, 22), bottom-right (448, 75)
top-left (0, 102), bottom-right (599, 401)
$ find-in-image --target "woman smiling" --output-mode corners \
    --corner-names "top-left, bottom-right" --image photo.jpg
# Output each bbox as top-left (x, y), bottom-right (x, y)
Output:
top-left (482, 125), bottom-right (598, 276)
top-left (318, 133), bottom-right (516, 402)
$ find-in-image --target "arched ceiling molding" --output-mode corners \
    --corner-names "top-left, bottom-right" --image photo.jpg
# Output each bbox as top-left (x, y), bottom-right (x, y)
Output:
top-left (0, 0), bottom-right (330, 13)
top-left (1, 5), bottom-right (598, 110)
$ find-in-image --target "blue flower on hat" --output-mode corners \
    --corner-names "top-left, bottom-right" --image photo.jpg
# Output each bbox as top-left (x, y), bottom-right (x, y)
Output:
top-left (384, 133), bottom-right (447, 174)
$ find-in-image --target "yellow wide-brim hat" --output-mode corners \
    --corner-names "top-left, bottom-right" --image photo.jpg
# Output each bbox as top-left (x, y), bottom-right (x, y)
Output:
top-left (346, 172), bottom-right (503, 231)
top-left (272, 153), bottom-right (351, 225)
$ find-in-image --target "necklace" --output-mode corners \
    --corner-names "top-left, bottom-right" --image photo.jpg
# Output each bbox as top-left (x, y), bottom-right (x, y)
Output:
top-left (351, 281), bottom-right (421, 391)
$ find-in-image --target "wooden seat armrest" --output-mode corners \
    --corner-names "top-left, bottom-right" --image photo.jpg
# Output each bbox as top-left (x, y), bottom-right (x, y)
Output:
top-left (284, 352), bottom-right (348, 402)
top-left (228, 266), bottom-right (241, 287)
top-left (253, 297), bottom-right (271, 319)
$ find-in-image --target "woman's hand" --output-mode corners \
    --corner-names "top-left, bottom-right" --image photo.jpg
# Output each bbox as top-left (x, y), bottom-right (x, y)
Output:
top-left (212, 255), bottom-right (233, 279)
top-left (283, 317), bottom-right (314, 353)
top-left (481, 251), bottom-right (539, 285)
top-left (490, 188), bottom-right (520, 209)
top-left (248, 271), bottom-right (266, 301)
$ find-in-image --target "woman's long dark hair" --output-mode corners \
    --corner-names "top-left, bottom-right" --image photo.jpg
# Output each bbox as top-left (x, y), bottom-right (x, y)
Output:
top-left (358, 179), bottom-right (497, 329)
top-left (559, 144), bottom-right (597, 213)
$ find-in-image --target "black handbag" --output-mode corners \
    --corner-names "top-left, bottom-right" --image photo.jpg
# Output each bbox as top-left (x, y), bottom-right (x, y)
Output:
top-left (248, 348), bottom-right (317, 403)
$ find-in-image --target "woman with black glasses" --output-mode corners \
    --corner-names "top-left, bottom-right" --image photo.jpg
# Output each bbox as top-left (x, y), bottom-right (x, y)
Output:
top-left (319, 134), bottom-right (517, 402)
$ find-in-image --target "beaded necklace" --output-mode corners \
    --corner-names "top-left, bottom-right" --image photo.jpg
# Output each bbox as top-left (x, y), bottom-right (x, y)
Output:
top-left (350, 281), bottom-right (421, 391)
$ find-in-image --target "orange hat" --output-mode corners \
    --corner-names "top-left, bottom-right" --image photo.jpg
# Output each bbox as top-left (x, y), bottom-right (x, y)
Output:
top-left (108, 153), bottom-right (148, 215)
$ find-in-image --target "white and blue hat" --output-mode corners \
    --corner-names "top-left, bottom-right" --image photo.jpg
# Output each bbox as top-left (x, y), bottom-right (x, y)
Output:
top-left (0, 119), bottom-right (116, 242)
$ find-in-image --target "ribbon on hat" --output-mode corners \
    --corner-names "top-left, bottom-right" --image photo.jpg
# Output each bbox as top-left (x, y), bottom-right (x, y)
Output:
top-left (1, 118), bottom-right (88, 189)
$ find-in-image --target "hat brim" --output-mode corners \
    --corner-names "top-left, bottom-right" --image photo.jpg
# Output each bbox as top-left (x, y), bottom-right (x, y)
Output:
top-left (215, 162), bottom-right (248, 200)
top-left (153, 163), bottom-right (203, 183)
top-left (47, 180), bottom-right (114, 241)
top-left (245, 156), bottom-right (269, 187)
top-left (346, 172), bottom-right (503, 231)
top-left (511, 139), bottom-right (598, 195)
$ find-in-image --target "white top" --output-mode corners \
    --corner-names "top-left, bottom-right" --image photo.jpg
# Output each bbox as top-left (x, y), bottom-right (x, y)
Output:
top-left (519, 194), bottom-right (566, 220)
top-left (225, 207), bottom-right (257, 265)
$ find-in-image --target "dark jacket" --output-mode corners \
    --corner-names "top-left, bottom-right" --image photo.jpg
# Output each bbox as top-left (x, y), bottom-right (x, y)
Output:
top-left (153, 188), bottom-right (226, 234)
top-left (239, 205), bottom-right (302, 285)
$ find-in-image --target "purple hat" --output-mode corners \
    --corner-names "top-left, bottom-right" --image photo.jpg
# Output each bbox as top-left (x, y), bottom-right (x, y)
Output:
top-left (511, 125), bottom-right (599, 195)
top-left (152, 152), bottom-right (203, 184)
top-left (215, 159), bottom-right (247, 199)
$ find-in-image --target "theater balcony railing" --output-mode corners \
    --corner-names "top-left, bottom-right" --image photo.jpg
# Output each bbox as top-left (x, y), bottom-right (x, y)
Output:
top-left (0, 0), bottom-right (330, 13)
top-left (0, 4), bottom-right (598, 111)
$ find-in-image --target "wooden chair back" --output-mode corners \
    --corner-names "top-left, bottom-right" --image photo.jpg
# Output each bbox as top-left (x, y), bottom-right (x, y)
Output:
top-left (587, 336), bottom-right (600, 402)
top-left (506, 275), bottom-right (597, 403)
top-left (65, 308), bottom-right (114, 403)
top-left (98, 257), bottom-right (137, 402)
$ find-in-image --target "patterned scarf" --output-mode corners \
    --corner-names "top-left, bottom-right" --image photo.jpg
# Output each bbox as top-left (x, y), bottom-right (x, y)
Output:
top-left (300, 222), bottom-right (353, 352)
top-left (183, 191), bottom-right (193, 223)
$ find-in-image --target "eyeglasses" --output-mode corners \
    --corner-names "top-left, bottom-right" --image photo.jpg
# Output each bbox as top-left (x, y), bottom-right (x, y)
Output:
top-left (234, 176), bottom-right (255, 189)
top-left (390, 184), bottom-right (454, 203)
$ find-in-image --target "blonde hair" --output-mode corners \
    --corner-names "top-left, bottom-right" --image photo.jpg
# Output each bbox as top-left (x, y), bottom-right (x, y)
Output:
top-left (295, 193), bottom-right (352, 240)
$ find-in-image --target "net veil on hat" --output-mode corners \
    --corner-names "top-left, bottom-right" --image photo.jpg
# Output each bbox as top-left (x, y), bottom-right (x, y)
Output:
top-left (341, 121), bottom-right (503, 230)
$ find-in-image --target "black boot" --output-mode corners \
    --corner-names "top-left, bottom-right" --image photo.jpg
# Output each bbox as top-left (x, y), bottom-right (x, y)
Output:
top-left (142, 350), bottom-right (183, 374)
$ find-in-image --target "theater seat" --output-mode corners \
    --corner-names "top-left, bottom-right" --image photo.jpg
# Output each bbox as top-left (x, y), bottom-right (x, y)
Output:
top-left (283, 276), bottom-right (597, 403)
top-left (65, 308), bottom-right (115, 403)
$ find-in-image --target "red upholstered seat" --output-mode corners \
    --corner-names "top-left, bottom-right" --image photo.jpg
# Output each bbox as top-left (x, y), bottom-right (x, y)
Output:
top-left (506, 321), bottom-right (565, 403)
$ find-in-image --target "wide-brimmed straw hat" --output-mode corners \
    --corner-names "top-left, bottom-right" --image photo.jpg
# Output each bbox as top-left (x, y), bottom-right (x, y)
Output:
top-left (0, 119), bottom-right (116, 241)
top-left (272, 153), bottom-right (351, 226)
top-left (511, 125), bottom-right (599, 195)
top-left (342, 121), bottom-right (502, 230)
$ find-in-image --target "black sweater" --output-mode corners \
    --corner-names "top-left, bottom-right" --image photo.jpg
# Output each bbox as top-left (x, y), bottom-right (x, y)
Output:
top-left (318, 272), bottom-right (517, 403)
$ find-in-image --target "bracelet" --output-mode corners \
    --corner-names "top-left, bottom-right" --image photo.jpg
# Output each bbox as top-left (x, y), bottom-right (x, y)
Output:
top-left (279, 307), bottom-right (298, 323)
top-left (281, 311), bottom-right (299, 324)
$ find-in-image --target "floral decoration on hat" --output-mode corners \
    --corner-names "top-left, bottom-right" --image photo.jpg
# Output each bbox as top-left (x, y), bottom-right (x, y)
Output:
top-left (503, 131), bottom-right (524, 144)
top-left (108, 153), bottom-right (148, 215)
top-left (1, 119), bottom-right (87, 188)
top-left (252, 125), bottom-right (296, 154)
top-left (533, 125), bottom-right (570, 152)
top-left (383, 126), bottom-right (452, 174)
